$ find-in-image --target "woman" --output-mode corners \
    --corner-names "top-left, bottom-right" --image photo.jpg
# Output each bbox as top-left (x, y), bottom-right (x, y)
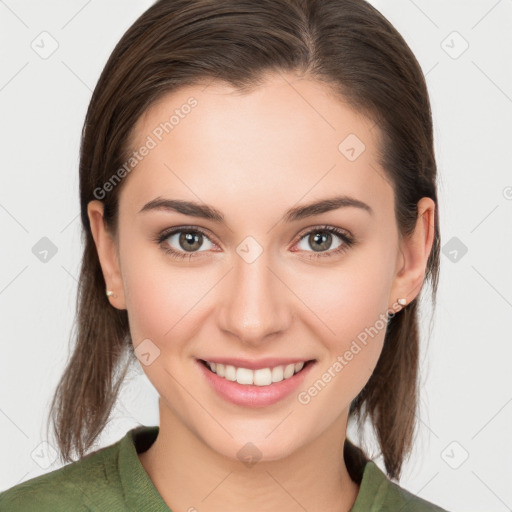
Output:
top-left (0, 0), bottom-right (448, 510)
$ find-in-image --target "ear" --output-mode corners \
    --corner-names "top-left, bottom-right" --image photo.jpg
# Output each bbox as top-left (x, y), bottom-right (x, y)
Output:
top-left (87, 200), bottom-right (126, 310)
top-left (389, 197), bottom-right (436, 310)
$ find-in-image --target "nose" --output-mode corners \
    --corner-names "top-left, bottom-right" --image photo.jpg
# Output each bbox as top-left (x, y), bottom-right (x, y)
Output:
top-left (217, 249), bottom-right (293, 347)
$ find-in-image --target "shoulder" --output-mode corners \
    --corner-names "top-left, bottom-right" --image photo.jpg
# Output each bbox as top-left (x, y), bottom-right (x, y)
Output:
top-left (0, 438), bottom-right (124, 511)
top-left (346, 440), bottom-right (450, 512)
top-left (384, 478), bottom-right (449, 511)
top-left (360, 461), bottom-right (450, 512)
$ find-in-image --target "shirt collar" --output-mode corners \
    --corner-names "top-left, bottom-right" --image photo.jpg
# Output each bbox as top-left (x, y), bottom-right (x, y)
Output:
top-left (118, 425), bottom-right (171, 511)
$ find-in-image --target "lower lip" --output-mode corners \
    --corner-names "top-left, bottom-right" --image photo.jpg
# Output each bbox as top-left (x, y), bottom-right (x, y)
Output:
top-left (196, 359), bottom-right (315, 408)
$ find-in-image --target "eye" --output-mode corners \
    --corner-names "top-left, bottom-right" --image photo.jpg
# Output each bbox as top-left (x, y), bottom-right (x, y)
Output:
top-left (156, 227), bottom-right (216, 261)
top-left (294, 226), bottom-right (354, 259)
top-left (154, 224), bottom-right (355, 261)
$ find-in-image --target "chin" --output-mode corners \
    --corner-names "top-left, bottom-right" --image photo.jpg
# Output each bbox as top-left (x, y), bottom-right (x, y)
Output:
top-left (199, 423), bottom-right (306, 465)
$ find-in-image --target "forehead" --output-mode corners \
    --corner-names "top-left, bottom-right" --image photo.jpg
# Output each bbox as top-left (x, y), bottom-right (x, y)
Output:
top-left (120, 73), bottom-right (393, 220)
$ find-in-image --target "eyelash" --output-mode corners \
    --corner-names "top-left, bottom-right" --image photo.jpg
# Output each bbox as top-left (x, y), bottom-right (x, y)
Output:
top-left (154, 224), bottom-right (355, 261)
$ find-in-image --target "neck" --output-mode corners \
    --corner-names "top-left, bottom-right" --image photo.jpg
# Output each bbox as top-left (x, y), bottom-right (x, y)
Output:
top-left (138, 403), bottom-right (360, 512)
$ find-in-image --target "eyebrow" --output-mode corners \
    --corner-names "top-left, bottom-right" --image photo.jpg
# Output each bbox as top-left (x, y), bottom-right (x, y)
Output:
top-left (138, 195), bottom-right (373, 223)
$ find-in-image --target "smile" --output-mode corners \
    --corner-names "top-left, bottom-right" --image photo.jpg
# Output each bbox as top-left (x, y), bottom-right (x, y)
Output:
top-left (201, 359), bottom-right (310, 386)
top-left (197, 358), bottom-right (316, 407)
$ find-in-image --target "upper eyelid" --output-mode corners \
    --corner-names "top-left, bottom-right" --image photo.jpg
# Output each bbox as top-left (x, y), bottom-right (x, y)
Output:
top-left (295, 224), bottom-right (351, 239)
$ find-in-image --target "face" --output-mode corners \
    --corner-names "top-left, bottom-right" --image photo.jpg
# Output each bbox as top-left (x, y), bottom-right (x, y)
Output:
top-left (89, 72), bottom-right (431, 462)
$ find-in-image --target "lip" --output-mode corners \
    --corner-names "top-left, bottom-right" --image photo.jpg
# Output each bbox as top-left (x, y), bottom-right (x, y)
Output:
top-left (199, 357), bottom-right (312, 370)
top-left (196, 358), bottom-right (316, 408)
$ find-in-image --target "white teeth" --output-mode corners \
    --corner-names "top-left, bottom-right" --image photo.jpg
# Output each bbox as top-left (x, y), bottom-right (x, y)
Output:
top-left (205, 360), bottom-right (307, 386)
top-left (236, 367), bottom-right (254, 385)
top-left (271, 365), bottom-right (283, 383)
top-left (253, 368), bottom-right (272, 386)
top-left (225, 365), bottom-right (236, 381)
top-left (283, 364), bottom-right (295, 379)
top-left (216, 363), bottom-right (225, 377)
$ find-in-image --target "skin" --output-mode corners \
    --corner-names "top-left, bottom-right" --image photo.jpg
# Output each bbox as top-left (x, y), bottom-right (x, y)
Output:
top-left (88, 71), bottom-right (435, 512)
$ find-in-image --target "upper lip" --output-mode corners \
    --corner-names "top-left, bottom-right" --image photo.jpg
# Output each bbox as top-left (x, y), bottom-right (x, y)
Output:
top-left (198, 357), bottom-right (314, 370)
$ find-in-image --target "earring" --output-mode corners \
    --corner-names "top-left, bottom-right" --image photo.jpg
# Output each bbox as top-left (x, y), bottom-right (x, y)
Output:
top-left (106, 289), bottom-right (117, 298)
top-left (397, 297), bottom-right (407, 306)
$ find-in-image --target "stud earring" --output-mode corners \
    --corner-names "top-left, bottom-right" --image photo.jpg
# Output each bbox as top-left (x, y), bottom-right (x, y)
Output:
top-left (397, 297), bottom-right (407, 306)
top-left (106, 289), bottom-right (117, 298)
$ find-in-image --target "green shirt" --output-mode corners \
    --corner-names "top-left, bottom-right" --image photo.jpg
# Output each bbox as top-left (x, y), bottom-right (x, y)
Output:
top-left (0, 425), bottom-right (449, 511)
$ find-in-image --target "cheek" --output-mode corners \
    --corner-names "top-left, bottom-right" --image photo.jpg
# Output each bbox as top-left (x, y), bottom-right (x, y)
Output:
top-left (295, 248), bottom-right (395, 395)
top-left (296, 282), bottom-right (390, 428)
top-left (121, 244), bottom-right (215, 354)
top-left (301, 257), bottom-right (393, 349)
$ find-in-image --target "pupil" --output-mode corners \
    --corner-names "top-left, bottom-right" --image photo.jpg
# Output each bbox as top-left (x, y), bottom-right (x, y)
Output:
top-left (180, 232), bottom-right (201, 252)
top-left (311, 232), bottom-right (331, 251)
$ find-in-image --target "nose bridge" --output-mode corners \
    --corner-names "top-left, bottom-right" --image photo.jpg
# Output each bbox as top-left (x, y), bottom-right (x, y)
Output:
top-left (218, 238), bottom-right (291, 345)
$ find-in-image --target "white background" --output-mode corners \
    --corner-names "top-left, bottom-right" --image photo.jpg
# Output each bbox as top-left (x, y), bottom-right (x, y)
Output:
top-left (1, 1), bottom-right (511, 511)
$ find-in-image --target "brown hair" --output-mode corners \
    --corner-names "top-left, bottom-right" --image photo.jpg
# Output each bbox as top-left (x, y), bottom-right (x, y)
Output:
top-left (47, 0), bottom-right (440, 481)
